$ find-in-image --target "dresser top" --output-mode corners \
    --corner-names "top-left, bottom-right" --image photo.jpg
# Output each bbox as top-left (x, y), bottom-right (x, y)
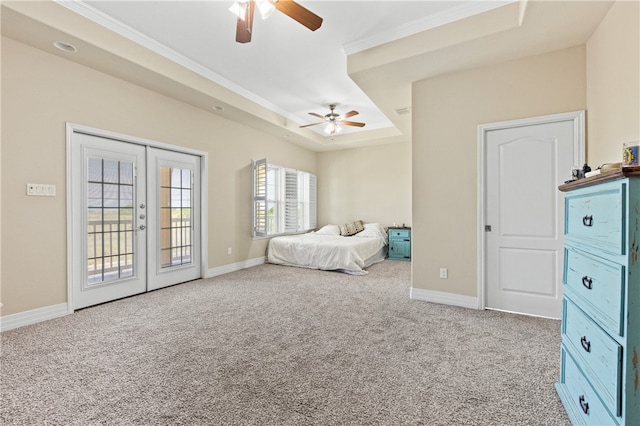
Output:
top-left (559, 166), bottom-right (640, 192)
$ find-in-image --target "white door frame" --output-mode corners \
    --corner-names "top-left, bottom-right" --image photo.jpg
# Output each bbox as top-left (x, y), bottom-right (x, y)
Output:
top-left (476, 111), bottom-right (585, 311)
top-left (66, 122), bottom-right (209, 313)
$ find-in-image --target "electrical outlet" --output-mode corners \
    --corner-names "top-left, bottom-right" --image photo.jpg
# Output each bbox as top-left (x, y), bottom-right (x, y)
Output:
top-left (439, 268), bottom-right (448, 279)
top-left (227, 247), bottom-right (232, 255)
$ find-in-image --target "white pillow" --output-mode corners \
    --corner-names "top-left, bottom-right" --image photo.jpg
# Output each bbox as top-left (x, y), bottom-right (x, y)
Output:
top-left (315, 224), bottom-right (340, 236)
top-left (354, 223), bottom-right (388, 241)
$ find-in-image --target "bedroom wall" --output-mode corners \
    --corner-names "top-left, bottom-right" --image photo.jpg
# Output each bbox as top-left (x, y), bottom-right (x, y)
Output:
top-left (585, 0), bottom-right (640, 165)
top-left (0, 37), bottom-right (317, 317)
top-left (317, 141), bottom-right (411, 228)
top-left (411, 46), bottom-right (586, 298)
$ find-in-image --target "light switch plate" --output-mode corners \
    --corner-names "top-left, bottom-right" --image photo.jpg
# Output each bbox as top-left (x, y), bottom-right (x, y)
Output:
top-left (27, 183), bottom-right (56, 197)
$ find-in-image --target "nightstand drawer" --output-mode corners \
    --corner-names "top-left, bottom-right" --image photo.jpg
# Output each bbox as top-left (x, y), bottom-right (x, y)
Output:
top-left (558, 346), bottom-right (619, 426)
top-left (389, 229), bottom-right (410, 239)
top-left (564, 182), bottom-right (624, 255)
top-left (564, 248), bottom-right (624, 336)
top-left (563, 299), bottom-right (622, 414)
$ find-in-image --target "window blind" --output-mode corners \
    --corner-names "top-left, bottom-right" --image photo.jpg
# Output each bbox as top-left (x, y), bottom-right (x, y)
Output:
top-left (251, 159), bottom-right (316, 238)
top-left (252, 158), bottom-right (267, 238)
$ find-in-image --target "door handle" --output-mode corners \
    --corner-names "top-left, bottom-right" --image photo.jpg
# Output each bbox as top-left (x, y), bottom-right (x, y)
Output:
top-left (580, 336), bottom-right (591, 353)
top-left (582, 215), bottom-right (593, 226)
top-left (581, 276), bottom-right (593, 290)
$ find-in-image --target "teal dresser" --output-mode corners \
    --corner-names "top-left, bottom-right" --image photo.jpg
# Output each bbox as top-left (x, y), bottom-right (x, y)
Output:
top-left (388, 227), bottom-right (411, 261)
top-left (556, 170), bottom-right (640, 425)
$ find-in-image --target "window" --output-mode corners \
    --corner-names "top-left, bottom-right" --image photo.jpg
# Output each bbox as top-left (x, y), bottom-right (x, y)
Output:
top-left (252, 158), bottom-right (316, 238)
top-left (159, 166), bottom-right (193, 268)
top-left (86, 157), bottom-right (135, 285)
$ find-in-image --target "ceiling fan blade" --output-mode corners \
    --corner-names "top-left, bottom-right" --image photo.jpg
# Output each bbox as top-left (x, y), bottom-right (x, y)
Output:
top-left (342, 110), bottom-right (359, 119)
top-left (342, 120), bottom-right (366, 128)
top-left (274, 0), bottom-right (323, 31)
top-left (235, 1), bottom-right (255, 43)
top-left (308, 112), bottom-right (325, 120)
top-left (299, 122), bottom-right (324, 128)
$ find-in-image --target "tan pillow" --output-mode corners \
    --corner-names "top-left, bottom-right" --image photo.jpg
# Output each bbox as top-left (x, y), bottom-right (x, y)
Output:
top-left (339, 220), bottom-right (365, 236)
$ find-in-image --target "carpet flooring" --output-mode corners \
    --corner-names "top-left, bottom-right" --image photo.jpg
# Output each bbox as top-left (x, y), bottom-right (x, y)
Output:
top-left (1, 260), bottom-right (569, 425)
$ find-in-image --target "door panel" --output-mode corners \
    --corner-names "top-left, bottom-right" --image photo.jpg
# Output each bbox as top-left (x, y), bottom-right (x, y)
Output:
top-left (71, 133), bottom-right (147, 309)
top-left (147, 148), bottom-right (201, 290)
top-left (486, 120), bottom-right (576, 318)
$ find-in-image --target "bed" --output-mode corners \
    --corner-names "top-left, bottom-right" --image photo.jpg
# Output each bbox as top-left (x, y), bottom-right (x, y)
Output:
top-left (267, 222), bottom-right (388, 275)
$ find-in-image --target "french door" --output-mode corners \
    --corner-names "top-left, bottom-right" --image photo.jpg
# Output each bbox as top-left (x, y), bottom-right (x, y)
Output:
top-left (146, 148), bottom-right (201, 291)
top-left (69, 129), bottom-right (202, 310)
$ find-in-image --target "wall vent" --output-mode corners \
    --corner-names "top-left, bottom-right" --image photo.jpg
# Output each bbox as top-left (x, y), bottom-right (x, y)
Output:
top-left (395, 107), bottom-right (412, 116)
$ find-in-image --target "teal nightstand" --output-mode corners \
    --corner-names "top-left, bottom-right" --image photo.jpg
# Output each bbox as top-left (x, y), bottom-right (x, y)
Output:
top-left (388, 227), bottom-right (411, 261)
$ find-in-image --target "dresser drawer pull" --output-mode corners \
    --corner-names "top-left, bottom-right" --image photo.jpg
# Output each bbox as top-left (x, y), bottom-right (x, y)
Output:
top-left (582, 215), bottom-right (593, 226)
top-left (581, 276), bottom-right (593, 290)
top-left (579, 395), bottom-right (590, 414)
top-left (580, 336), bottom-right (591, 352)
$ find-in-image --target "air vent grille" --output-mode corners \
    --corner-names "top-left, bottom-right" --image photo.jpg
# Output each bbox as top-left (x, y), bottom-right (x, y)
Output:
top-left (395, 107), bottom-right (411, 116)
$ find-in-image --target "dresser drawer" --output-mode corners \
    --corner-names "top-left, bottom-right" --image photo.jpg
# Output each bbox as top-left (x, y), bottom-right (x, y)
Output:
top-left (558, 346), bottom-right (619, 425)
top-left (389, 228), bottom-right (410, 239)
top-left (564, 182), bottom-right (625, 254)
top-left (563, 299), bottom-right (622, 414)
top-left (564, 247), bottom-right (625, 336)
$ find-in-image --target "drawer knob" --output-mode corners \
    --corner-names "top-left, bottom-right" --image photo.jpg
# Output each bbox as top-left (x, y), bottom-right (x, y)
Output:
top-left (581, 276), bottom-right (593, 290)
top-left (579, 395), bottom-right (589, 414)
top-left (580, 336), bottom-right (591, 353)
top-left (582, 215), bottom-right (593, 227)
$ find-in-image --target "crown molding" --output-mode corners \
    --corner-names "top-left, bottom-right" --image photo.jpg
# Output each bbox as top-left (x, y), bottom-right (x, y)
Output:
top-left (343, 0), bottom-right (516, 55)
top-left (53, 0), bottom-right (299, 124)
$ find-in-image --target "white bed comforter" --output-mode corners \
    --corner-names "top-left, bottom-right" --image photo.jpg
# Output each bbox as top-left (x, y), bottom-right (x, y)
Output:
top-left (267, 224), bottom-right (388, 275)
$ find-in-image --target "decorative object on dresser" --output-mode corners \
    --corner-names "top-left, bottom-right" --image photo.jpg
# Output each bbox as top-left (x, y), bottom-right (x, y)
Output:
top-left (388, 227), bottom-right (411, 261)
top-left (556, 167), bottom-right (640, 425)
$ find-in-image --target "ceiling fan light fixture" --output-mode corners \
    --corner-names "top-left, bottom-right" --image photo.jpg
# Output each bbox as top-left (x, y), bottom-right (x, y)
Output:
top-left (324, 122), bottom-right (341, 136)
top-left (229, 1), bottom-right (249, 21)
top-left (256, 0), bottom-right (275, 20)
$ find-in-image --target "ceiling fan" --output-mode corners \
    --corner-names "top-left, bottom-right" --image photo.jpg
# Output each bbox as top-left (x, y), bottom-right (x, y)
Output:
top-left (300, 104), bottom-right (366, 135)
top-left (230, 0), bottom-right (323, 44)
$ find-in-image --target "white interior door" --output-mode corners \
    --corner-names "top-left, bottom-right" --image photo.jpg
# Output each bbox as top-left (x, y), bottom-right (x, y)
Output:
top-left (69, 129), bottom-right (203, 309)
top-left (147, 148), bottom-right (201, 290)
top-left (70, 133), bottom-right (147, 309)
top-left (483, 113), bottom-right (583, 318)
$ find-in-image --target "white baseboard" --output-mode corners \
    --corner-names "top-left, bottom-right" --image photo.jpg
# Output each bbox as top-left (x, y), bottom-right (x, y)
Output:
top-left (1, 303), bottom-right (69, 332)
top-left (1, 258), bottom-right (266, 332)
top-left (207, 256), bottom-right (266, 278)
top-left (410, 287), bottom-right (480, 310)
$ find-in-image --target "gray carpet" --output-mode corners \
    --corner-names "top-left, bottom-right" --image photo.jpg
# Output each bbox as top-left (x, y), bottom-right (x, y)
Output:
top-left (1, 261), bottom-right (569, 425)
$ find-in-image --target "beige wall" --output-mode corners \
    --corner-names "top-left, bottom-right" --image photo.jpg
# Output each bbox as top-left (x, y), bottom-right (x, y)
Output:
top-left (317, 142), bottom-right (411, 227)
top-left (0, 37), bottom-right (317, 316)
top-left (586, 0), bottom-right (640, 165)
top-left (412, 46), bottom-right (587, 296)
top-left (1, 36), bottom-right (411, 319)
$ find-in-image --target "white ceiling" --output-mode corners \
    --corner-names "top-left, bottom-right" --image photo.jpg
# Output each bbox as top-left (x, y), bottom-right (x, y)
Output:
top-left (1, 1), bottom-right (615, 151)
top-left (61, 0), bottom-right (513, 136)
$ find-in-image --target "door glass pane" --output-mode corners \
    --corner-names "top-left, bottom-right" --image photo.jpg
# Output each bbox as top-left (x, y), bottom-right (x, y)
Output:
top-left (87, 157), bottom-right (135, 285)
top-left (159, 165), bottom-right (193, 268)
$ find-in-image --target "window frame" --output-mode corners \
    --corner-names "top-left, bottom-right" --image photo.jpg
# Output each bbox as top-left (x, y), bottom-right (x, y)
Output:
top-left (252, 158), bottom-right (316, 239)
